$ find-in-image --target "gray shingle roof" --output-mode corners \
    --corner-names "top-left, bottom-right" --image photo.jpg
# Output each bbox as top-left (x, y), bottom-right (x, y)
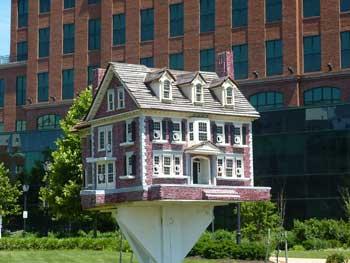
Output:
top-left (110, 62), bottom-right (259, 118)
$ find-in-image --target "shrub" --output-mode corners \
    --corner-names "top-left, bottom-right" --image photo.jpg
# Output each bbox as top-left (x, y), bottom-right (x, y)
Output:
top-left (302, 238), bottom-right (329, 250)
top-left (326, 253), bottom-right (348, 263)
top-left (292, 245), bottom-right (305, 251)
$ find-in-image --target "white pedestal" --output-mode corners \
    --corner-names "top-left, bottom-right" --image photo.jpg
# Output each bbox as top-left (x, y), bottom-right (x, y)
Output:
top-left (114, 203), bottom-right (215, 263)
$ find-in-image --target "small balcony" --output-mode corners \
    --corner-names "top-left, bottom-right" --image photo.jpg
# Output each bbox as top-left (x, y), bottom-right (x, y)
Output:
top-left (0, 55), bottom-right (27, 65)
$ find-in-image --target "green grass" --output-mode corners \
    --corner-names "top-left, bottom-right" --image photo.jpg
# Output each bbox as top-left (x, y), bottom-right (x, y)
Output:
top-left (285, 249), bottom-right (350, 259)
top-left (0, 251), bottom-right (231, 263)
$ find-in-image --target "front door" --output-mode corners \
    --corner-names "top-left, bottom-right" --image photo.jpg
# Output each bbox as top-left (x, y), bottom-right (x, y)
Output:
top-left (192, 157), bottom-right (210, 185)
top-left (193, 159), bottom-right (201, 184)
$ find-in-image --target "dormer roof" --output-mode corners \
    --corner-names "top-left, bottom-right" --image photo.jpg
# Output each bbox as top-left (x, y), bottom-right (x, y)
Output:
top-left (176, 72), bottom-right (206, 86)
top-left (144, 68), bottom-right (176, 84)
top-left (208, 76), bottom-right (237, 89)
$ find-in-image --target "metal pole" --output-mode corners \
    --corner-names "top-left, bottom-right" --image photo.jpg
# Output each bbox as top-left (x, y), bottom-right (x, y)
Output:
top-left (236, 203), bottom-right (241, 245)
top-left (119, 232), bottom-right (123, 263)
top-left (23, 192), bottom-right (27, 233)
top-left (211, 215), bottom-right (215, 233)
top-left (285, 231), bottom-right (288, 263)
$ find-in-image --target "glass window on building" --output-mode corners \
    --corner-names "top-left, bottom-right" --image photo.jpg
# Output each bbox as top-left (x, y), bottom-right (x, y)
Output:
top-left (40, 0), bottom-right (51, 13)
top-left (170, 3), bottom-right (184, 37)
top-left (37, 72), bottom-right (49, 102)
top-left (341, 0), bottom-right (350, 12)
top-left (303, 0), bottom-right (320, 17)
top-left (16, 75), bottom-right (26, 106)
top-left (63, 23), bottom-right (75, 54)
top-left (0, 79), bottom-right (4, 108)
top-left (266, 39), bottom-right (283, 76)
top-left (232, 44), bottom-right (248, 79)
top-left (16, 120), bottom-right (26, 132)
top-left (266, 0), bottom-right (282, 23)
top-left (18, 0), bottom-right (28, 28)
top-left (17, 41), bottom-right (28, 61)
top-left (141, 9), bottom-right (154, 41)
top-left (200, 49), bottom-right (215, 72)
top-left (64, 0), bottom-right (75, 9)
top-left (200, 0), bottom-right (215, 33)
top-left (140, 57), bottom-right (154, 68)
top-left (88, 0), bottom-right (100, 4)
top-left (232, 0), bottom-right (248, 27)
top-left (88, 18), bottom-right (101, 50)
top-left (88, 64), bottom-right (99, 85)
top-left (62, 69), bottom-right (74, 100)
top-left (39, 27), bottom-right (50, 58)
top-left (113, 14), bottom-right (126, 45)
top-left (341, 31), bottom-right (350, 69)
top-left (0, 123), bottom-right (4, 133)
top-left (37, 115), bottom-right (61, 130)
top-left (249, 91), bottom-right (284, 111)
top-left (304, 35), bottom-right (321, 73)
top-left (169, 53), bottom-right (184, 70)
top-left (304, 87), bottom-right (341, 106)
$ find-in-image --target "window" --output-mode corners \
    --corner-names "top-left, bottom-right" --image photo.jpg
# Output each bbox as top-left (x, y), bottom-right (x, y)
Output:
top-left (140, 57), bottom-right (154, 67)
top-left (88, 18), bottom-right (101, 50)
top-left (217, 157), bottom-right (224, 177)
top-left (153, 153), bottom-right (183, 177)
top-left (37, 72), bottom-right (49, 102)
top-left (39, 28), bottom-right (50, 58)
top-left (107, 89), bottom-right (115, 111)
top-left (97, 163), bottom-right (106, 184)
top-left (16, 120), bottom-right (26, 132)
top-left (341, 31), bottom-right (350, 69)
top-left (141, 9), bottom-right (154, 41)
top-left (163, 80), bottom-right (171, 100)
top-left (125, 152), bottom-right (136, 176)
top-left (64, 0), bottom-right (75, 9)
top-left (226, 159), bottom-right (234, 177)
top-left (266, 39), bottom-right (283, 76)
top-left (16, 75), bottom-right (26, 106)
top-left (0, 80), bottom-right (4, 107)
top-left (266, 0), bottom-right (282, 23)
top-left (40, 0), bottom-right (50, 13)
top-left (171, 121), bottom-right (182, 142)
top-left (163, 155), bottom-right (172, 176)
top-left (0, 123), bottom-right (3, 133)
top-left (88, 0), bottom-right (100, 4)
top-left (153, 155), bottom-right (161, 175)
top-left (124, 120), bottom-right (135, 143)
top-left (249, 91), bottom-right (284, 111)
top-left (195, 84), bottom-right (203, 103)
top-left (113, 14), bottom-right (126, 45)
top-left (117, 88), bottom-right (125, 109)
top-left (170, 3), bottom-right (184, 37)
top-left (189, 122), bottom-right (194, 141)
top-left (233, 126), bottom-right (242, 145)
top-left (215, 124), bottom-right (225, 144)
top-left (232, 44), bottom-right (248, 79)
top-left (200, 0), bottom-right (215, 33)
top-left (198, 122), bottom-right (208, 141)
top-left (37, 114), bottom-right (61, 130)
top-left (98, 125), bottom-right (112, 151)
top-left (236, 158), bottom-right (243, 178)
top-left (304, 35), bottom-right (321, 72)
top-left (153, 120), bottom-right (163, 140)
top-left (62, 69), bottom-right (74, 100)
top-left (169, 53), bottom-right (184, 70)
top-left (226, 87), bottom-right (234, 105)
top-left (17, 41), bottom-right (28, 61)
top-left (304, 87), bottom-right (341, 106)
top-left (18, 0), bottom-right (28, 27)
top-left (63, 23), bottom-right (75, 54)
top-left (232, 0), bottom-right (248, 27)
top-left (303, 0), bottom-right (320, 17)
top-left (88, 64), bottom-right (99, 85)
top-left (217, 156), bottom-right (244, 178)
top-left (174, 155), bottom-right (182, 176)
top-left (107, 163), bottom-right (114, 183)
top-left (341, 0), bottom-right (350, 12)
top-left (96, 162), bottom-right (115, 188)
top-left (200, 48), bottom-right (215, 72)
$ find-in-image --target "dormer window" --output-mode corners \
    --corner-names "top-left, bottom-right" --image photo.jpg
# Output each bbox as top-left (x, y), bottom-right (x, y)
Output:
top-left (163, 80), bottom-right (171, 100)
top-left (195, 84), bottom-right (203, 103)
top-left (226, 87), bottom-right (233, 105)
top-left (107, 89), bottom-right (115, 111)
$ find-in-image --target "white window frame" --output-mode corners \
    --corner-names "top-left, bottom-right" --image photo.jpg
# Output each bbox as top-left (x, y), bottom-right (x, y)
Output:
top-left (117, 87), bottom-right (125, 109)
top-left (236, 157), bottom-right (244, 178)
top-left (107, 89), bottom-right (115, 112)
top-left (225, 87), bottom-right (234, 106)
top-left (172, 120), bottom-right (182, 142)
top-left (173, 155), bottom-right (182, 176)
top-left (125, 119), bottom-right (133, 143)
top-left (189, 122), bottom-right (194, 141)
top-left (152, 152), bottom-right (184, 177)
top-left (162, 80), bottom-right (172, 101)
top-left (153, 154), bottom-right (161, 176)
top-left (125, 152), bottom-right (134, 177)
top-left (163, 154), bottom-right (173, 176)
top-left (215, 122), bottom-right (225, 145)
top-left (216, 155), bottom-right (245, 179)
top-left (96, 161), bottom-right (116, 189)
top-left (225, 158), bottom-right (234, 178)
top-left (152, 119), bottom-right (163, 141)
top-left (98, 125), bottom-right (113, 151)
top-left (233, 124), bottom-right (243, 146)
top-left (188, 119), bottom-right (211, 143)
top-left (217, 157), bottom-right (224, 177)
top-left (194, 83), bottom-right (203, 103)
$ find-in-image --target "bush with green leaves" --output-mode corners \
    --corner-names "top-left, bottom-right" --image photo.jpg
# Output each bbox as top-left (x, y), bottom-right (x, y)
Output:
top-left (326, 253), bottom-right (348, 263)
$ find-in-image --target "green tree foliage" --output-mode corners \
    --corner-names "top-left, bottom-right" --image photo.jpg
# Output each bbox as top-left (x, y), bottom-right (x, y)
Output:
top-left (241, 201), bottom-right (281, 241)
top-left (40, 89), bottom-right (92, 222)
top-left (0, 163), bottom-right (21, 217)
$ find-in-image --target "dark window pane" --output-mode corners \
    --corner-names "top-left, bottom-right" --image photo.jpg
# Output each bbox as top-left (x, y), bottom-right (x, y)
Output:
top-left (304, 35), bottom-right (321, 72)
top-left (63, 23), bottom-right (75, 54)
top-left (141, 9), bottom-right (154, 41)
top-left (304, 87), bottom-right (342, 106)
top-left (303, 0), bottom-right (320, 17)
top-left (266, 0), bottom-right (282, 22)
top-left (62, 69), bottom-right (74, 100)
top-left (64, 0), bottom-right (75, 9)
top-left (17, 41), bottom-right (28, 61)
top-left (18, 0), bottom-right (28, 27)
top-left (113, 14), bottom-right (126, 45)
top-left (232, 44), bottom-right (248, 79)
top-left (0, 79), bottom-right (4, 107)
top-left (88, 64), bottom-right (99, 85)
top-left (201, 0), bottom-right (215, 32)
top-left (169, 53), bottom-right (184, 70)
top-left (250, 91), bottom-right (284, 111)
top-left (266, 39), bottom-right (283, 76)
top-left (341, 31), bottom-right (350, 69)
top-left (341, 0), bottom-right (350, 12)
top-left (16, 75), bottom-right (26, 106)
top-left (170, 3), bottom-right (184, 37)
top-left (37, 72), bottom-right (49, 102)
top-left (37, 114), bottom-right (61, 130)
top-left (88, 18), bottom-right (101, 50)
top-left (232, 0), bottom-right (248, 27)
top-left (40, 0), bottom-right (51, 13)
top-left (39, 27), bottom-right (50, 58)
top-left (140, 57), bottom-right (154, 68)
top-left (200, 48), bottom-right (215, 71)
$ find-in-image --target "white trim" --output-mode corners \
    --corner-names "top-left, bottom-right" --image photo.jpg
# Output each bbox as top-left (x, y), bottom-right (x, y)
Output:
top-left (120, 142), bottom-right (135, 147)
top-left (153, 176), bottom-right (189, 179)
top-left (191, 156), bottom-right (212, 185)
top-left (139, 116), bottom-right (147, 187)
top-left (97, 125), bottom-right (113, 152)
top-left (107, 89), bottom-right (115, 112)
top-left (249, 122), bottom-right (254, 186)
top-left (120, 176), bottom-right (136, 180)
top-left (117, 87), bottom-right (125, 109)
top-left (125, 119), bottom-right (134, 143)
top-left (187, 118), bottom-right (211, 144)
top-left (80, 185), bottom-right (147, 195)
top-left (152, 118), bottom-right (164, 141)
top-left (86, 157), bottom-right (117, 163)
top-left (125, 151), bottom-right (134, 177)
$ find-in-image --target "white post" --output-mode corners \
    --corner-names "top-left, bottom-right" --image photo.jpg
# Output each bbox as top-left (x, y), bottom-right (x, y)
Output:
top-left (0, 215), bottom-right (2, 239)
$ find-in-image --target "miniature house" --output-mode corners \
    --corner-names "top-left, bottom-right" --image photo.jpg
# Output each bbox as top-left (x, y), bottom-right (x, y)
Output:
top-left (77, 60), bottom-right (270, 209)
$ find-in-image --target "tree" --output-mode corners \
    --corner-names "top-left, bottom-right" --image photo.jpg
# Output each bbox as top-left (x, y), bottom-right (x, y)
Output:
top-left (0, 163), bottom-right (21, 238)
top-left (241, 201), bottom-right (281, 241)
top-left (340, 187), bottom-right (350, 221)
top-left (40, 88), bottom-right (93, 229)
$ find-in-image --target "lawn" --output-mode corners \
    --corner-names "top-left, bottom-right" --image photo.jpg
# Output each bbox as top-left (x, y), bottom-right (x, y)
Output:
top-left (286, 249), bottom-right (350, 259)
top-left (0, 250), bottom-right (236, 263)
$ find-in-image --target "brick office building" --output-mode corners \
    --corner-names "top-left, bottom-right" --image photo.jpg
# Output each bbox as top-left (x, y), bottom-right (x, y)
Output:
top-left (0, 0), bottom-right (350, 220)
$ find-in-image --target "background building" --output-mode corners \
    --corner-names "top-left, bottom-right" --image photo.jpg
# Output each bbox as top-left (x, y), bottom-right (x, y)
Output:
top-left (0, 0), bottom-right (350, 221)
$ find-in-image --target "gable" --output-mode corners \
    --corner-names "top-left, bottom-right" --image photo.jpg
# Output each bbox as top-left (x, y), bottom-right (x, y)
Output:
top-left (185, 142), bottom-right (223, 155)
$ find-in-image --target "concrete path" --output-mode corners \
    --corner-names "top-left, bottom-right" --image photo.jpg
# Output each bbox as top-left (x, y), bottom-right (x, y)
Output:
top-left (269, 257), bottom-right (326, 263)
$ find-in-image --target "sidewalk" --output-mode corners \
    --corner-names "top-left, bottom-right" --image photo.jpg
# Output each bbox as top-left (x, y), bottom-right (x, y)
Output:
top-left (269, 257), bottom-right (326, 263)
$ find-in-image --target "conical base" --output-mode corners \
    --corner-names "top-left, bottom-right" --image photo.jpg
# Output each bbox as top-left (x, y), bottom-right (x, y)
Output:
top-left (114, 203), bottom-right (215, 263)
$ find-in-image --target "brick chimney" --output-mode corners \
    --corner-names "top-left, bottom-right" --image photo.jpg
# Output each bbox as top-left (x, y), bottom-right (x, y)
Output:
top-left (92, 68), bottom-right (106, 95)
top-left (216, 51), bottom-right (234, 79)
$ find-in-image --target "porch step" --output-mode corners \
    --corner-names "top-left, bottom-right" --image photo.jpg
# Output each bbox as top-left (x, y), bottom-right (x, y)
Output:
top-left (202, 189), bottom-right (240, 200)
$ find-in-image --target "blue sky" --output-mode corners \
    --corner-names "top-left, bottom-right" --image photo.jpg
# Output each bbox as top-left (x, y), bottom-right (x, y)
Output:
top-left (0, 1), bottom-right (11, 55)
